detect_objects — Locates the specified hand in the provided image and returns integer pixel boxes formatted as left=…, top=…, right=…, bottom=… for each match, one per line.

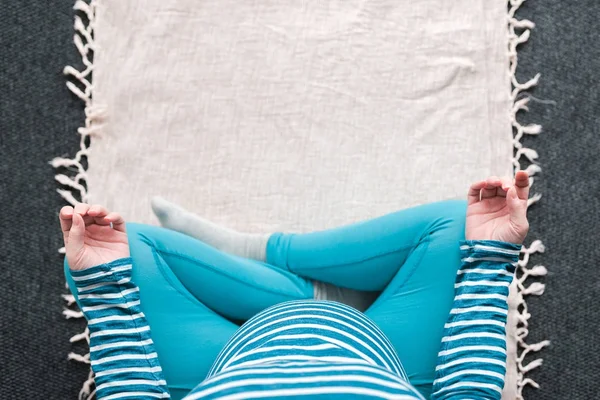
left=465, top=171, right=530, bottom=244
left=59, top=204, right=130, bottom=271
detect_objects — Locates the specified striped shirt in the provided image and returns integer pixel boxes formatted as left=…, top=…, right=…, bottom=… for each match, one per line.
left=71, top=239, right=520, bottom=399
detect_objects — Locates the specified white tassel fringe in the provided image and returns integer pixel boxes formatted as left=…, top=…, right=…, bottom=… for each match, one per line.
left=56, top=1, right=102, bottom=399
left=55, top=1, right=548, bottom=399
left=508, top=0, right=549, bottom=398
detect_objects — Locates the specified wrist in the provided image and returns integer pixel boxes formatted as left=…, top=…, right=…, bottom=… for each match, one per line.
left=67, top=251, right=131, bottom=272
left=461, top=239, right=522, bottom=249
left=459, top=239, right=521, bottom=264
left=465, top=235, right=525, bottom=245
left=465, top=228, right=527, bottom=245
left=69, top=257, right=134, bottom=288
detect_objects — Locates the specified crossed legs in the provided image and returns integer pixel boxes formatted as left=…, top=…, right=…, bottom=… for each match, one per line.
left=265, top=199, right=467, bottom=397
left=65, top=199, right=465, bottom=399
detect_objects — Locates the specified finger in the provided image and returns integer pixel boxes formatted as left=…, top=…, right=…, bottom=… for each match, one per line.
left=93, top=216, right=114, bottom=226
left=73, top=203, right=95, bottom=227
left=88, top=205, right=114, bottom=226
left=468, top=180, right=487, bottom=205
left=485, top=176, right=502, bottom=187
left=103, top=212, right=127, bottom=232
left=59, top=206, right=74, bottom=244
left=481, top=188, right=497, bottom=199
left=497, top=176, right=513, bottom=198
left=83, top=215, right=96, bottom=227
left=73, top=203, right=91, bottom=216
left=507, top=186, right=529, bottom=234
left=514, top=170, right=530, bottom=200
left=482, top=176, right=502, bottom=199
left=67, top=213, right=85, bottom=258
left=501, top=176, right=513, bottom=191
left=88, top=205, right=109, bottom=218
left=84, top=204, right=110, bottom=226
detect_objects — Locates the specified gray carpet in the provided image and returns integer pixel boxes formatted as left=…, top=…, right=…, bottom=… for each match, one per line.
left=0, top=1, right=90, bottom=398
left=0, top=0, right=598, bottom=399
left=516, top=1, right=600, bottom=398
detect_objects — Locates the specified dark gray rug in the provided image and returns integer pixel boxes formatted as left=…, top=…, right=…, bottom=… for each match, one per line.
left=516, top=1, right=600, bottom=398
left=0, top=1, right=598, bottom=399
left=0, top=1, right=90, bottom=398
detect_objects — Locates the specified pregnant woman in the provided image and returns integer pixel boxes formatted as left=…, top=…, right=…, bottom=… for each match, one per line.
left=60, top=172, right=530, bottom=400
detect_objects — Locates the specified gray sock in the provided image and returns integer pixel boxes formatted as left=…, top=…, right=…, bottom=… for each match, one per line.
left=313, top=281, right=379, bottom=312
left=151, top=196, right=270, bottom=261
left=152, top=196, right=379, bottom=310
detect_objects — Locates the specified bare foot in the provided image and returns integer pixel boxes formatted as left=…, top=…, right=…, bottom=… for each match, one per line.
left=465, top=171, right=530, bottom=244
left=59, top=204, right=130, bottom=271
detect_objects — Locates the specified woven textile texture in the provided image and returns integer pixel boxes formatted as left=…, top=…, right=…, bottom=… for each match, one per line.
left=2, top=0, right=599, bottom=399
left=59, top=0, right=524, bottom=397
left=0, top=1, right=89, bottom=398
left=65, top=0, right=523, bottom=397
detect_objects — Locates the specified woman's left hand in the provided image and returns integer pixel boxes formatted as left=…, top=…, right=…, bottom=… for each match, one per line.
left=465, top=170, right=530, bottom=244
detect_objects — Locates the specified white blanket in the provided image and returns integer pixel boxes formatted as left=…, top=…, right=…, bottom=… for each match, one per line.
left=58, top=0, right=549, bottom=398
left=89, top=0, right=514, bottom=230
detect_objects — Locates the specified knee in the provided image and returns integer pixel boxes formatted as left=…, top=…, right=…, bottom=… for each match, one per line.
left=125, top=222, right=215, bottom=267
left=126, top=222, right=162, bottom=244
left=125, top=223, right=179, bottom=269
left=425, top=199, right=467, bottom=239
left=125, top=222, right=182, bottom=255
left=440, top=199, right=467, bottom=221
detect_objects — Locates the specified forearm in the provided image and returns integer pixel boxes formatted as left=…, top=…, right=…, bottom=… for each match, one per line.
left=431, top=240, right=520, bottom=400
left=70, top=257, right=170, bottom=399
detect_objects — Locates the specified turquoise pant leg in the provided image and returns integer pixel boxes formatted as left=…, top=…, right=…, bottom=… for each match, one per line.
left=65, top=222, right=313, bottom=399
left=136, top=224, right=314, bottom=321
left=366, top=201, right=466, bottom=398
left=267, top=200, right=464, bottom=291
left=266, top=200, right=467, bottom=398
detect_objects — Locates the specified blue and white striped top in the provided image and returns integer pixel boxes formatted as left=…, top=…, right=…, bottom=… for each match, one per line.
left=70, top=240, right=519, bottom=399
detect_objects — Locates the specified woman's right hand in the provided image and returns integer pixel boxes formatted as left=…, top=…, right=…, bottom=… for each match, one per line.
left=59, top=204, right=130, bottom=271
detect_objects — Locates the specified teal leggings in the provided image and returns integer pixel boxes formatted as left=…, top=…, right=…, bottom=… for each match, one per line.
left=65, top=199, right=466, bottom=399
